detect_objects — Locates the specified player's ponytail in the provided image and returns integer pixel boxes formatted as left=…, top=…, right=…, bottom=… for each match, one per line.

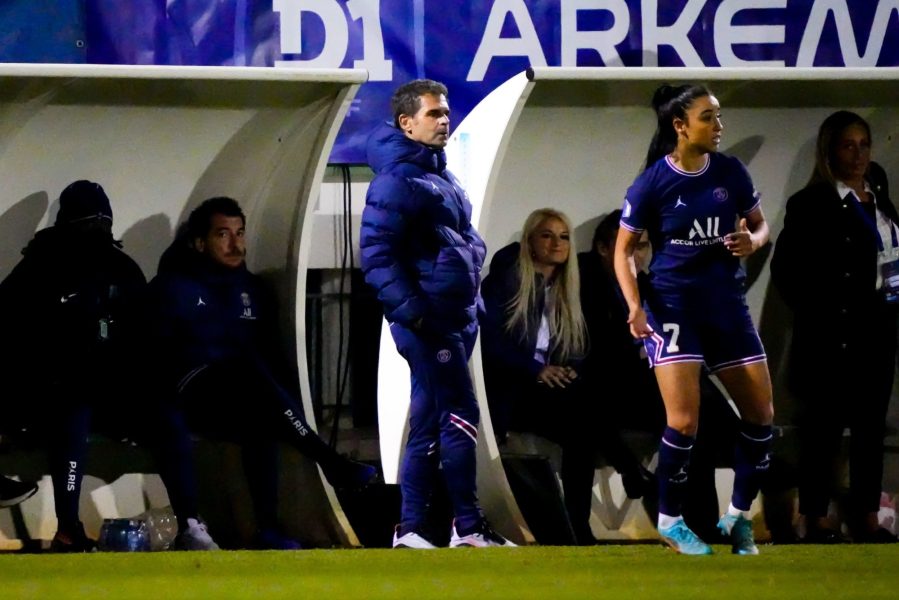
left=644, top=83, right=711, bottom=170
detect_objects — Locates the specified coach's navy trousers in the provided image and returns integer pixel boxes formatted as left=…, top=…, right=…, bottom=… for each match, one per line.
left=390, top=322, right=483, bottom=534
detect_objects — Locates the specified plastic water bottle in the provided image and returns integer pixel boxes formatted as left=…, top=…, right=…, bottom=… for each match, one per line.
left=139, top=506, right=179, bottom=551
left=98, top=519, right=151, bottom=552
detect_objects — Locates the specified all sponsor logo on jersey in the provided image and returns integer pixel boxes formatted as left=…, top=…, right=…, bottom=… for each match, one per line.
left=689, top=217, right=720, bottom=239
left=671, top=217, right=726, bottom=247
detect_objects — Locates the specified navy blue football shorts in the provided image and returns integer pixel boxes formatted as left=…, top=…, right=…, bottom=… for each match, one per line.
left=642, top=293, right=766, bottom=372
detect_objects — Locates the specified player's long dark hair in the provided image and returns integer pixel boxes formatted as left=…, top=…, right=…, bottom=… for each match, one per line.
left=644, top=83, right=712, bottom=170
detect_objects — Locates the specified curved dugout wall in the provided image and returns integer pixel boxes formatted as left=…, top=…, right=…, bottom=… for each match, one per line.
left=377, top=66, right=899, bottom=543
left=0, top=63, right=365, bottom=547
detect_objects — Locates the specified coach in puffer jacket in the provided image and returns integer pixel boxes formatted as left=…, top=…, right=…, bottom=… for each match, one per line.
left=359, top=79, right=512, bottom=549
left=360, top=126, right=485, bottom=335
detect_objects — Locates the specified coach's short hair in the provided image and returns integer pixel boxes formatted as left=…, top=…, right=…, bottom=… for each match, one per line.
left=391, top=79, right=448, bottom=128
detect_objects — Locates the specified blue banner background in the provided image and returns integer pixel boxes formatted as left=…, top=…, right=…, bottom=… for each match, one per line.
left=2, top=1, right=898, bottom=163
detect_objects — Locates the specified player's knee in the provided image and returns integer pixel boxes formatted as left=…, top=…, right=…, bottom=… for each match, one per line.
left=665, top=416, right=698, bottom=437
left=759, top=402, right=774, bottom=425
left=743, top=400, right=774, bottom=426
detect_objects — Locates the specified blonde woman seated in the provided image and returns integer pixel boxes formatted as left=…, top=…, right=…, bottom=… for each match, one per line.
left=481, top=208, right=645, bottom=545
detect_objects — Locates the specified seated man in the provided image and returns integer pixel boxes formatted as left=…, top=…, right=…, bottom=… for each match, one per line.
left=146, top=196, right=377, bottom=549
left=577, top=211, right=666, bottom=440
left=0, top=180, right=151, bottom=551
left=0, top=475, right=38, bottom=508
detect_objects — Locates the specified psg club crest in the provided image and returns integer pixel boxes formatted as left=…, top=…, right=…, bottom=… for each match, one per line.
left=437, top=349, right=452, bottom=363
left=240, top=292, right=255, bottom=319
left=713, top=187, right=728, bottom=202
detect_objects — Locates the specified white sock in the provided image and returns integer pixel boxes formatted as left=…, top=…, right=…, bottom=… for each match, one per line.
left=658, top=513, right=681, bottom=530
left=727, top=503, right=749, bottom=519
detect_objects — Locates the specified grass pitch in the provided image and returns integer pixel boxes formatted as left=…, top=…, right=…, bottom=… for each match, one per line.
left=1, top=544, right=897, bottom=599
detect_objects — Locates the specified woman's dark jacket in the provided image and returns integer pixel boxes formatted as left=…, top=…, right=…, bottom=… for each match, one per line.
left=480, top=242, right=584, bottom=435
left=482, top=243, right=550, bottom=377
left=770, top=161, right=899, bottom=398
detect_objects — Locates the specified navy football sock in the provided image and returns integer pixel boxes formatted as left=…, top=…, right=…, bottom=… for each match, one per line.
left=657, top=427, right=694, bottom=519
left=732, top=421, right=773, bottom=511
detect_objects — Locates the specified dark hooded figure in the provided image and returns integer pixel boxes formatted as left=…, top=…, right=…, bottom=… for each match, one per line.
left=0, top=180, right=146, bottom=552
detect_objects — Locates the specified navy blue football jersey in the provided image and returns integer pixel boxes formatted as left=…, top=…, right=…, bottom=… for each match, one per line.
left=620, top=153, right=760, bottom=297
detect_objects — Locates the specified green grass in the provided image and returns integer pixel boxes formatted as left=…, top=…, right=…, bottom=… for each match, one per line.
left=1, top=545, right=897, bottom=599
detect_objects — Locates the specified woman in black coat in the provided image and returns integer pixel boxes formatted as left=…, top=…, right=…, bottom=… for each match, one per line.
left=771, top=111, right=899, bottom=543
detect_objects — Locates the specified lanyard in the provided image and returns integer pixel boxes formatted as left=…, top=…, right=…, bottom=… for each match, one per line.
left=844, top=192, right=898, bottom=252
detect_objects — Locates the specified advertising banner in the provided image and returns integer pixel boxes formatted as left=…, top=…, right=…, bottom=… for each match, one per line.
left=5, top=1, right=899, bottom=162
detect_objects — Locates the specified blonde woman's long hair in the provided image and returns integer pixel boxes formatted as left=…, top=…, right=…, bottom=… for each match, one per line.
left=505, top=208, right=587, bottom=363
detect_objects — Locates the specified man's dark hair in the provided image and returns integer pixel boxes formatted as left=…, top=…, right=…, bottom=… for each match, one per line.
left=391, top=79, right=448, bottom=128
left=592, top=209, right=623, bottom=251
left=187, top=196, right=246, bottom=240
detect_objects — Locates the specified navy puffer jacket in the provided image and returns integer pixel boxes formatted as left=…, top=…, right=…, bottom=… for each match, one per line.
left=360, top=122, right=486, bottom=333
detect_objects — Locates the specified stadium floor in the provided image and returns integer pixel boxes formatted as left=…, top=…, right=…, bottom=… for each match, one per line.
left=1, top=544, right=897, bottom=599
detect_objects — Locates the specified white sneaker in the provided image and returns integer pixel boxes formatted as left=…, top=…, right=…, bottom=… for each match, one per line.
left=392, top=525, right=437, bottom=549
left=175, top=518, right=220, bottom=551
left=450, top=519, right=517, bottom=548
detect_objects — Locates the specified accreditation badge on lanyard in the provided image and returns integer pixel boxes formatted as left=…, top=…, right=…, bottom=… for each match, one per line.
left=852, top=192, right=899, bottom=303
left=884, top=260, right=899, bottom=304
left=876, top=215, right=899, bottom=304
